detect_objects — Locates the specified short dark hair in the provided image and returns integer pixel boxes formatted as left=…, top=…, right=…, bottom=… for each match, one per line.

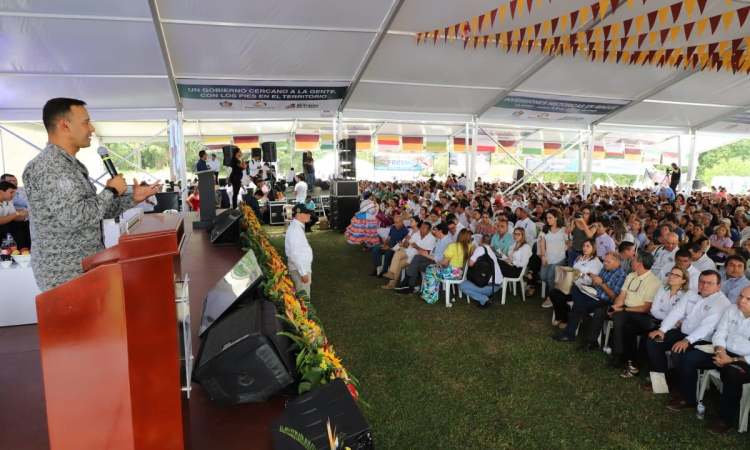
left=0, top=174, right=14, bottom=181
left=618, top=241, right=635, bottom=253
left=699, top=270, right=721, bottom=285
left=436, top=222, right=449, bottom=234
left=253, top=189, right=263, bottom=197
left=0, top=181, right=16, bottom=192
left=637, top=251, right=655, bottom=270
left=686, top=242, right=702, bottom=254
left=198, top=150, right=206, bottom=158
left=725, top=254, right=747, bottom=267
left=675, top=249, right=692, bottom=260
left=43, top=98, right=86, bottom=131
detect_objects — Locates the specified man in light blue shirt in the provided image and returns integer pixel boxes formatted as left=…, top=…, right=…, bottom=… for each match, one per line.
left=491, top=220, right=514, bottom=256
left=655, top=185, right=675, bottom=201
left=721, top=255, right=750, bottom=304
left=0, top=174, right=28, bottom=210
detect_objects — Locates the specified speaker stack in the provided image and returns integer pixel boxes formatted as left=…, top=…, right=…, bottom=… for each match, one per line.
left=222, top=144, right=239, bottom=167
left=251, top=147, right=262, bottom=159
left=262, top=142, right=277, bottom=162
left=338, top=138, right=356, bottom=180
left=330, top=179, right=360, bottom=232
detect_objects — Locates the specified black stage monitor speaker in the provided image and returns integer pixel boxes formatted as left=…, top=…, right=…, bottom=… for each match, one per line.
left=338, top=138, right=356, bottom=151
left=193, top=300, right=296, bottom=406
left=330, top=196, right=360, bottom=232
left=153, top=192, right=180, bottom=213
left=331, top=180, right=359, bottom=197
left=251, top=147, right=262, bottom=159
left=268, top=201, right=286, bottom=226
left=262, top=142, right=277, bottom=162
left=693, top=179, right=703, bottom=190
left=272, top=378, right=374, bottom=450
left=222, top=145, right=238, bottom=167
left=210, top=209, right=242, bottom=246
left=198, top=250, right=264, bottom=337
left=514, top=168, right=525, bottom=182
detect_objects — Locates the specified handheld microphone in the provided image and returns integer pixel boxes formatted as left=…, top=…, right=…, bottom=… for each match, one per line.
left=97, top=146, right=118, bottom=178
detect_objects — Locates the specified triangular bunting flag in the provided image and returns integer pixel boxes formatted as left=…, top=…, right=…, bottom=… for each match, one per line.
left=519, top=27, right=527, bottom=42
left=670, top=3, right=683, bottom=23
left=638, top=33, right=648, bottom=48
left=478, top=15, right=485, bottom=34
left=738, top=6, right=750, bottom=28
left=685, top=0, right=696, bottom=18
left=599, top=0, right=609, bottom=20
left=697, top=0, right=707, bottom=15
left=586, top=29, right=594, bottom=43
left=623, top=18, right=633, bottom=37
left=490, top=8, right=498, bottom=27
left=499, top=5, right=507, bottom=25
left=709, top=15, right=722, bottom=35
left=591, top=2, right=601, bottom=20
left=471, top=16, right=479, bottom=36
left=551, top=17, right=559, bottom=35
left=580, top=8, right=589, bottom=26
left=483, top=35, right=490, bottom=48
left=669, top=26, right=679, bottom=43
left=697, top=18, right=708, bottom=37
left=722, top=11, right=735, bottom=31
left=603, top=25, right=612, bottom=40
left=444, top=27, right=450, bottom=43
left=495, top=33, right=501, bottom=47
left=570, top=10, right=580, bottom=29
left=647, top=11, right=658, bottom=30
left=684, top=22, right=695, bottom=41
left=560, top=14, right=569, bottom=32
left=635, top=15, right=645, bottom=33
left=534, top=23, right=541, bottom=38
left=660, top=29, right=669, bottom=45
left=617, top=51, right=624, bottom=63
left=732, top=38, right=743, bottom=52
left=649, top=31, right=658, bottom=47
left=658, top=7, right=669, bottom=28
left=611, top=0, right=620, bottom=12
left=510, top=0, right=517, bottom=20
left=526, top=0, right=534, bottom=13
left=627, top=0, right=635, bottom=9
left=686, top=45, right=696, bottom=60
left=708, top=42, right=719, bottom=55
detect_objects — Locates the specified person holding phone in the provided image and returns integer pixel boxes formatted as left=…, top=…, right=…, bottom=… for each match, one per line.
left=549, top=238, right=603, bottom=329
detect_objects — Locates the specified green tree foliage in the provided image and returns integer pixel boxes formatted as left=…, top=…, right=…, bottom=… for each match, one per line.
left=696, top=140, right=750, bottom=185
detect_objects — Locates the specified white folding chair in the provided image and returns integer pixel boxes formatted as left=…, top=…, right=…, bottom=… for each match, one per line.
left=501, top=265, right=528, bottom=305
left=441, top=263, right=469, bottom=308
left=696, top=369, right=750, bottom=432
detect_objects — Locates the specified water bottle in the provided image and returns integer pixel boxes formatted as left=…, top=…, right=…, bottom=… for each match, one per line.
left=696, top=401, right=705, bottom=420
left=603, top=346, right=612, bottom=356
left=5, top=233, right=17, bottom=254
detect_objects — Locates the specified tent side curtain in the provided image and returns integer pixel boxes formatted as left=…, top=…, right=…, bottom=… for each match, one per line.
left=377, top=135, right=400, bottom=152
left=295, top=134, right=320, bottom=151
left=234, top=135, right=259, bottom=150
left=203, top=136, right=231, bottom=150
left=402, top=136, right=424, bottom=151
left=425, top=137, right=448, bottom=152
left=347, top=135, right=372, bottom=151
left=453, top=138, right=495, bottom=153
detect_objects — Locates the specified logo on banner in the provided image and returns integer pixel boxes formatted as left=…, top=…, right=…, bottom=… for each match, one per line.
left=219, top=101, right=234, bottom=108
left=285, top=103, right=320, bottom=109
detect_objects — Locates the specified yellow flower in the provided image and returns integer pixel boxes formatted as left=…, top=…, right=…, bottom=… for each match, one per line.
left=319, top=361, right=328, bottom=370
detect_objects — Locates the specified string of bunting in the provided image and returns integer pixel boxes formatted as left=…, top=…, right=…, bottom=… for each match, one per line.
left=444, top=5, right=749, bottom=53
left=416, top=0, right=738, bottom=46
left=464, top=36, right=750, bottom=74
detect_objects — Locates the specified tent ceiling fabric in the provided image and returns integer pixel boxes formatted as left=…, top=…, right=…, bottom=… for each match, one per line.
left=0, top=0, right=748, bottom=140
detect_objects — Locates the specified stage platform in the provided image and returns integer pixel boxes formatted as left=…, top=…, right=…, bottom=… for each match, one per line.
left=0, top=212, right=286, bottom=450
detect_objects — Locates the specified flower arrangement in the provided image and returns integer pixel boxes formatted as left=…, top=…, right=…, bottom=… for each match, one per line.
left=239, top=205, right=359, bottom=400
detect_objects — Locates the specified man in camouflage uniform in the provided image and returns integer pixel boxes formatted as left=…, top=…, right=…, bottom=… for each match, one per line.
left=23, top=98, right=161, bottom=291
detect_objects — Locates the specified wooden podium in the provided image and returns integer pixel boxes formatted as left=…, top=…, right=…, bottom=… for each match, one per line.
left=36, top=213, right=192, bottom=450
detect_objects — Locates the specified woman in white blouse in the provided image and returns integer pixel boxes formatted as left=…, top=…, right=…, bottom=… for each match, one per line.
left=616, top=266, right=689, bottom=379
left=537, top=209, right=568, bottom=306
left=498, top=227, right=532, bottom=279
left=549, top=239, right=603, bottom=328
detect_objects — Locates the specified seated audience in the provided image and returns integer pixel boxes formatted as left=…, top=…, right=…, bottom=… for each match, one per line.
left=720, top=255, right=750, bottom=304
left=371, top=215, right=408, bottom=277
left=396, top=222, right=453, bottom=294
left=497, top=228, right=531, bottom=279
left=708, top=225, right=733, bottom=263
left=381, top=220, right=435, bottom=290
left=658, top=249, right=700, bottom=291
left=0, top=180, right=31, bottom=249
left=549, top=238, right=603, bottom=328
left=420, top=229, right=472, bottom=304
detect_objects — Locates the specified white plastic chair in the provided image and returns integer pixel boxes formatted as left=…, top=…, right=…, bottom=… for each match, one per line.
left=697, top=368, right=750, bottom=432
left=501, top=265, right=528, bottom=305
left=441, top=263, right=469, bottom=308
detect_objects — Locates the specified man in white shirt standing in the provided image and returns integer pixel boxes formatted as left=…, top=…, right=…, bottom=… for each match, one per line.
left=208, top=154, right=220, bottom=184
left=645, top=270, right=730, bottom=410
left=285, top=204, right=314, bottom=297
left=247, top=151, right=263, bottom=179
left=294, top=174, right=308, bottom=204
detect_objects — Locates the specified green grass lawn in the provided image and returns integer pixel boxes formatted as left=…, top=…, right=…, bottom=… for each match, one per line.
left=268, top=230, right=749, bottom=450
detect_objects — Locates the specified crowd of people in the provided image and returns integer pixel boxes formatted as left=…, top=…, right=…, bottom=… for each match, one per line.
left=344, top=175, right=750, bottom=434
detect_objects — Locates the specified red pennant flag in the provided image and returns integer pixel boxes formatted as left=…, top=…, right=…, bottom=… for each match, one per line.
left=519, top=27, right=527, bottom=42
left=495, top=33, right=501, bottom=47
left=683, top=22, right=695, bottom=41
left=686, top=46, right=696, bottom=60
left=551, top=17, right=559, bottom=35
left=478, top=15, right=485, bottom=34
left=675, top=55, right=684, bottom=69
left=709, top=15, right=721, bottom=35
left=665, top=48, right=674, bottom=60
left=631, top=52, right=640, bottom=65
left=638, top=33, right=648, bottom=49
left=454, top=24, right=460, bottom=39
left=572, top=44, right=579, bottom=56
left=483, top=35, right=490, bottom=49
left=527, top=40, right=534, bottom=53
left=712, top=54, right=720, bottom=70
left=603, top=51, right=610, bottom=62
left=647, top=11, right=658, bottom=30
left=570, top=10, right=580, bottom=29
left=416, top=33, right=422, bottom=45
left=620, top=38, right=628, bottom=51
left=586, top=29, right=595, bottom=43
left=588, top=42, right=596, bottom=53
left=506, top=31, right=513, bottom=48
left=645, top=50, right=656, bottom=66
left=526, top=0, right=534, bottom=13
left=616, top=51, right=624, bottom=63
left=516, top=40, right=523, bottom=53
left=534, top=23, right=541, bottom=38
left=732, top=38, right=743, bottom=52
left=604, top=39, right=612, bottom=51
left=611, top=0, right=620, bottom=11
left=464, top=37, right=469, bottom=50
left=708, top=42, right=719, bottom=55
left=491, top=9, right=498, bottom=28
left=553, top=36, right=561, bottom=51
left=444, top=27, right=449, bottom=43
left=660, top=29, right=669, bottom=45
left=670, top=3, right=683, bottom=23
left=510, top=0, right=517, bottom=20
left=473, top=36, right=479, bottom=49
left=591, top=2, right=601, bottom=20
left=433, top=30, right=439, bottom=44
left=738, top=6, right=750, bottom=28
left=697, top=0, right=707, bottom=15
left=603, top=25, right=612, bottom=40
left=623, top=18, right=633, bottom=37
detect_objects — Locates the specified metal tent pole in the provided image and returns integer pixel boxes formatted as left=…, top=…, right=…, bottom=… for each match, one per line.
left=585, top=125, right=595, bottom=198
left=470, top=117, right=478, bottom=190
left=686, top=129, right=698, bottom=194
left=177, top=112, right=189, bottom=213
left=578, top=130, right=583, bottom=192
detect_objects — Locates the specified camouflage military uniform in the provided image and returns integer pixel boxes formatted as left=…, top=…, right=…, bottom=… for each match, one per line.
left=23, top=143, right=136, bottom=291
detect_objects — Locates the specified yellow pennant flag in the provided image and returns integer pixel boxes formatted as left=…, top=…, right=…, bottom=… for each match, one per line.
left=622, top=51, right=631, bottom=63
left=634, top=15, right=645, bottom=34
left=579, top=8, right=589, bottom=26
left=658, top=7, right=669, bottom=28
left=593, top=28, right=602, bottom=42
left=649, top=31, right=658, bottom=48
left=560, top=14, right=569, bottom=32
left=718, top=40, right=729, bottom=54
left=669, top=26, right=679, bottom=43
left=526, top=25, right=534, bottom=40
left=637, top=52, right=648, bottom=65
left=611, top=23, right=620, bottom=40
left=627, top=0, right=635, bottom=10
left=537, top=0, right=542, bottom=8
left=578, top=31, right=586, bottom=45
left=516, top=0, right=524, bottom=18
left=652, top=49, right=665, bottom=66
left=626, top=36, right=637, bottom=50
left=610, top=49, right=617, bottom=62
left=722, top=11, right=735, bottom=31
left=484, top=12, right=492, bottom=30
left=471, top=17, right=479, bottom=36
left=685, top=0, right=696, bottom=18
left=542, top=20, right=551, bottom=37
left=726, top=0, right=732, bottom=6
left=599, top=0, right=608, bottom=20
left=612, top=38, right=621, bottom=51
left=512, top=29, right=520, bottom=42
left=499, top=5, right=507, bottom=25
left=696, top=18, right=708, bottom=37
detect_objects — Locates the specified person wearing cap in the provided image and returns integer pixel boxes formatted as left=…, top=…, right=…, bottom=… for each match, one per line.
left=285, top=203, right=314, bottom=297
